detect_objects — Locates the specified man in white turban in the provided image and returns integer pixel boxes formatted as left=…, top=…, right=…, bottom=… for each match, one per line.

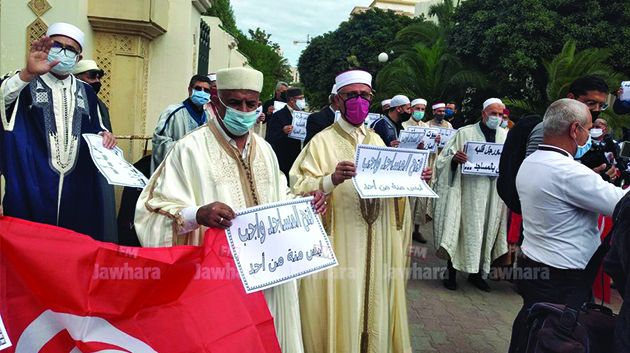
left=433, top=98, right=509, bottom=292
left=290, top=69, right=432, bottom=353
left=0, top=23, right=117, bottom=241
left=135, top=67, right=326, bottom=353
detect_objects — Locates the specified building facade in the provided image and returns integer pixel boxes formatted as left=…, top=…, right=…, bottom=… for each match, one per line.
left=352, top=0, right=422, bottom=17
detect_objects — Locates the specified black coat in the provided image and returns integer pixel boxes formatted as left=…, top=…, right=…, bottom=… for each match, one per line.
left=497, top=115, right=543, bottom=215
left=265, top=106, right=302, bottom=179
left=304, top=106, right=335, bottom=145
left=604, top=192, right=630, bottom=353
left=372, top=116, right=401, bottom=147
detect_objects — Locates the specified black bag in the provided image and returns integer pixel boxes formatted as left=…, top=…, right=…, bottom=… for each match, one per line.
left=521, top=210, right=622, bottom=353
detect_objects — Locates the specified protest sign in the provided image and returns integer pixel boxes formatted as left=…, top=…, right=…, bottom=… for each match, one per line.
left=225, top=198, right=337, bottom=293
left=462, top=142, right=504, bottom=176
left=353, top=145, right=438, bottom=199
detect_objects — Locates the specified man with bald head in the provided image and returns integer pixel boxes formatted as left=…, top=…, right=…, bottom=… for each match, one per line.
left=508, top=99, right=627, bottom=352
left=136, top=67, right=327, bottom=353
left=433, top=98, right=509, bottom=292
left=0, top=23, right=116, bottom=241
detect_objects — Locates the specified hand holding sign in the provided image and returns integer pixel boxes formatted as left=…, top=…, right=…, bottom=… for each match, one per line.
left=332, top=161, right=357, bottom=185
left=454, top=151, right=468, bottom=164
left=196, top=202, right=237, bottom=229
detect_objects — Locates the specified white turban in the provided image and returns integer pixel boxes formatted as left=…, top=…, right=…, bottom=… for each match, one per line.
left=46, top=22, right=85, bottom=51
left=411, top=98, right=427, bottom=107
left=335, top=70, right=372, bottom=90
left=432, top=103, right=446, bottom=110
left=483, top=98, right=504, bottom=110
left=381, top=99, right=392, bottom=107
left=331, top=84, right=338, bottom=95
left=216, top=67, right=264, bottom=93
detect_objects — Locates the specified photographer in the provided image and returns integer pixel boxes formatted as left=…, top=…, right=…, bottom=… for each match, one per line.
left=580, top=118, right=628, bottom=185
left=508, top=99, right=628, bottom=352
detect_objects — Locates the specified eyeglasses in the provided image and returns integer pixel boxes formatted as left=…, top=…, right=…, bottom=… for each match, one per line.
left=50, top=41, right=80, bottom=58
left=583, top=100, right=609, bottom=111
left=193, top=86, right=211, bottom=94
left=86, top=70, right=104, bottom=80
left=338, top=91, right=374, bottom=101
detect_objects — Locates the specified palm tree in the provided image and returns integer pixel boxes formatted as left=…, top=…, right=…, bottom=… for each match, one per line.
left=374, top=39, right=487, bottom=111
left=505, top=40, right=628, bottom=133
left=427, top=0, right=461, bottom=31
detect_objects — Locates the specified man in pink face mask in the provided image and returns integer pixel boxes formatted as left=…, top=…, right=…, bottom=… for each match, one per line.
left=289, top=70, right=432, bottom=353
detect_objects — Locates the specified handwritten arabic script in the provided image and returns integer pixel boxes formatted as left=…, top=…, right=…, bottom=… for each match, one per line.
left=406, top=127, right=440, bottom=152
left=462, top=142, right=504, bottom=176
left=288, top=111, right=311, bottom=141
left=353, top=144, right=438, bottom=199
left=226, top=197, right=337, bottom=293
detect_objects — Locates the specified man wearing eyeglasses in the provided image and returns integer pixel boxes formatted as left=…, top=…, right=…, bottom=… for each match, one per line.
left=151, top=74, right=212, bottom=173
left=0, top=22, right=117, bottom=241
left=290, top=70, right=433, bottom=353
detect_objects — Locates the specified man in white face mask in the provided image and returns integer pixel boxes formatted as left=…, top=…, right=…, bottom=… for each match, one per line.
left=433, top=98, right=509, bottom=292
left=135, top=67, right=326, bottom=353
left=0, top=22, right=117, bottom=241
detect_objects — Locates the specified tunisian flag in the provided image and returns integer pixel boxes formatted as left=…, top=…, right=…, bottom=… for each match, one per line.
left=0, top=217, right=281, bottom=353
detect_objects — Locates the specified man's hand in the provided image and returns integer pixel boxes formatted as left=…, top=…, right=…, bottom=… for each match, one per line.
left=617, top=88, right=623, bottom=98
left=20, top=36, right=59, bottom=82
left=256, top=113, right=265, bottom=124
left=390, top=140, right=400, bottom=148
left=421, top=168, right=432, bottom=182
left=267, top=106, right=275, bottom=115
left=453, top=151, right=468, bottom=164
left=101, top=131, right=117, bottom=149
left=593, top=163, right=607, bottom=173
left=196, top=202, right=236, bottom=229
left=283, top=125, right=294, bottom=134
left=332, top=161, right=356, bottom=185
left=435, top=135, right=442, bottom=144
left=606, top=165, right=619, bottom=182
left=416, top=142, right=426, bottom=150
left=306, top=190, right=327, bottom=215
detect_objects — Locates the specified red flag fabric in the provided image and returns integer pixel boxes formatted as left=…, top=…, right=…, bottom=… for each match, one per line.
left=0, top=217, right=281, bottom=353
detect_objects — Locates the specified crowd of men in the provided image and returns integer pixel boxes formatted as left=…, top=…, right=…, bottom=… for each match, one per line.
left=2, top=22, right=630, bottom=353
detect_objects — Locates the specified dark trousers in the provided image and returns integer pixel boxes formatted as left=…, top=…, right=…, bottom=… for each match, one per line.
left=508, top=256, right=587, bottom=353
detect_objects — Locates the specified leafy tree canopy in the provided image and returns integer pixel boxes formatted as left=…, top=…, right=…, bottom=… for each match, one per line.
left=298, top=8, right=423, bottom=108
left=451, top=0, right=630, bottom=100
left=205, top=0, right=291, bottom=99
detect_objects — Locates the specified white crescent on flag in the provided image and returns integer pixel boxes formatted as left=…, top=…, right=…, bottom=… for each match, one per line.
left=16, top=310, right=157, bottom=353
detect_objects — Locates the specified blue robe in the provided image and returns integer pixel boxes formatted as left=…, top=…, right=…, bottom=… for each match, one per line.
left=1, top=74, right=108, bottom=240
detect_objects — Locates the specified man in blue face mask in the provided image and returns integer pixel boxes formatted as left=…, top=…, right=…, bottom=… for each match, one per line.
left=151, top=74, right=212, bottom=172
left=508, top=99, right=628, bottom=352
left=0, top=22, right=117, bottom=242
left=135, top=67, right=326, bottom=353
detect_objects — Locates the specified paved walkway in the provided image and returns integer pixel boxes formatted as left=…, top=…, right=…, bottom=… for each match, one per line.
left=406, top=223, right=622, bottom=353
